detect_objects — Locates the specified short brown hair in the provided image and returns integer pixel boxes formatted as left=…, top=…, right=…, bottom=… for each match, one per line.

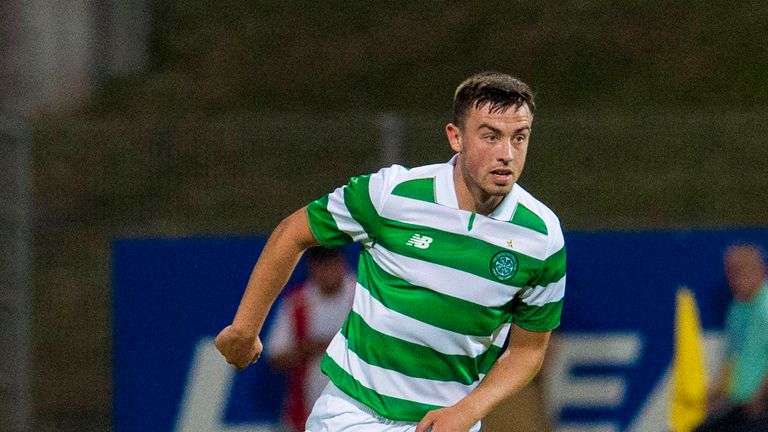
left=452, top=71, right=535, bottom=126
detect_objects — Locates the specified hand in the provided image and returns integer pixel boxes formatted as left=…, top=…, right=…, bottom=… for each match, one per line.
left=214, top=325, right=262, bottom=370
left=415, top=406, right=477, bottom=432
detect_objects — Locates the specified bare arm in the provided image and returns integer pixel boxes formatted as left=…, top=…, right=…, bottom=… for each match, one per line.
left=707, top=362, right=732, bottom=412
left=215, top=207, right=319, bottom=370
left=416, top=324, right=551, bottom=432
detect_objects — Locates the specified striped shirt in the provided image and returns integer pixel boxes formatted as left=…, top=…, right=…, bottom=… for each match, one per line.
left=305, top=157, right=566, bottom=422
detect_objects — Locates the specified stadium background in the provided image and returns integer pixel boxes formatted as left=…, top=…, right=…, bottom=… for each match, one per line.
left=2, top=1, right=768, bottom=431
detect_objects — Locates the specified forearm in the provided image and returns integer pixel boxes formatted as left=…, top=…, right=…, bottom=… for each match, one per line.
left=231, top=208, right=318, bottom=336
left=455, top=338, right=548, bottom=423
left=706, top=364, right=731, bottom=411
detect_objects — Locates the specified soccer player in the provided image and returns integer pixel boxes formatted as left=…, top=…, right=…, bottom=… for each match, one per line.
left=215, top=71, right=566, bottom=432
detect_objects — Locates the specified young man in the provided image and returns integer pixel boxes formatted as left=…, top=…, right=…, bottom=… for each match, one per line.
left=697, top=244, right=768, bottom=431
left=265, top=247, right=355, bottom=432
left=216, top=71, right=566, bottom=432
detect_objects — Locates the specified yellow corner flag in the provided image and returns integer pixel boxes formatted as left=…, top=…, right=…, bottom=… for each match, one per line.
left=669, top=287, right=708, bottom=432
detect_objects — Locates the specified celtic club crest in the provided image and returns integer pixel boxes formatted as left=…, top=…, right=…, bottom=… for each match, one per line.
left=490, top=251, right=519, bottom=281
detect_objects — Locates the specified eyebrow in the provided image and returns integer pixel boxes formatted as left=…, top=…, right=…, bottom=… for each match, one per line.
left=477, top=123, right=531, bottom=134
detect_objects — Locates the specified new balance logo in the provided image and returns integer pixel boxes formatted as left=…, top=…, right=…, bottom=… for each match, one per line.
left=406, top=234, right=433, bottom=249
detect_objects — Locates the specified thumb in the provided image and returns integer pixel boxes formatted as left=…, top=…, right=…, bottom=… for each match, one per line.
left=415, top=411, right=436, bottom=432
left=214, top=326, right=229, bottom=350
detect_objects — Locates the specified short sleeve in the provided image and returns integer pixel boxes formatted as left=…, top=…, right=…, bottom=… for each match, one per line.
left=512, top=221, right=566, bottom=332
left=306, top=166, right=402, bottom=248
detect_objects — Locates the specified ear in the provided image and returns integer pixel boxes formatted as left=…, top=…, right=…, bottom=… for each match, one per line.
left=446, top=123, right=462, bottom=153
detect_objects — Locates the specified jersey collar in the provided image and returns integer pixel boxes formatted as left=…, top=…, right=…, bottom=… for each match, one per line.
left=435, top=155, right=520, bottom=221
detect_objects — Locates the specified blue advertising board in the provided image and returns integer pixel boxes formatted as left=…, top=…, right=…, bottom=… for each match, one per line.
left=547, top=229, right=764, bottom=432
left=112, top=228, right=768, bottom=432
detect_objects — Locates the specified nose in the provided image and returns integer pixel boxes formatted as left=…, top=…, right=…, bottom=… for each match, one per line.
left=498, top=139, right=514, bottom=162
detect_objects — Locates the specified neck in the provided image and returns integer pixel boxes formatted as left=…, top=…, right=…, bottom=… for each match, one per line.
left=453, top=164, right=504, bottom=215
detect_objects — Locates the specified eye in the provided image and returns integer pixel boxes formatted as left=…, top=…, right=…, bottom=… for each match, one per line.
left=483, top=134, right=498, bottom=142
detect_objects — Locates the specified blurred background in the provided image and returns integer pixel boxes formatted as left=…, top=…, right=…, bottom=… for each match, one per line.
left=1, top=1, right=768, bottom=431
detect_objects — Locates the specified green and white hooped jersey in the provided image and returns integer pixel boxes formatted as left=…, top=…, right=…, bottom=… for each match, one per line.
left=305, top=157, right=566, bottom=422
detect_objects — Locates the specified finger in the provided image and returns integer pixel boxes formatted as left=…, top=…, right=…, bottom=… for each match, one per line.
left=233, top=350, right=260, bottom=370
left=415, top=412, right=435, bottom=432
left=214, top=334, right=225, bottom=352
left=415, top=422, right=433, bottom=432
left=233, top=358, right=250, bottom=371
left=222, top=352, right=247, bottom=370
left=214, top=327, right=232, bottom=354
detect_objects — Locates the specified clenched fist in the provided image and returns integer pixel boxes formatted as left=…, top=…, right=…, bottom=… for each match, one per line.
left=214, top=325, right=263, bottom=370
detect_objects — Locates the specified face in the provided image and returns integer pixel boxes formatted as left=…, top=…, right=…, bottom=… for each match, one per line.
left=724, top=247, right=766, bottom=301
left=308, top=256, right=347, bottom=296
left=446, top=103, right=533, bottom=208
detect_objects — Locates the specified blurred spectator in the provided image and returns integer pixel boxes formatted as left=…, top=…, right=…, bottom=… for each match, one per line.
left=696, top=244, right=768, bottom=431
left=265, top=247, right=355, bottom=432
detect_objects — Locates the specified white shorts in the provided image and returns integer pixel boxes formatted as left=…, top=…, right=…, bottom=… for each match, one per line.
left=305, top=382, right=481, bottom=432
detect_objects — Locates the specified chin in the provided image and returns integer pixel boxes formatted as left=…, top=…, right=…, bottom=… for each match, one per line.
left=485, top=185, right=512, bottom=196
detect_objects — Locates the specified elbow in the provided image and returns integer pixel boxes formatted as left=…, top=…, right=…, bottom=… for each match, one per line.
left=271, top=207, right=318, bottom=251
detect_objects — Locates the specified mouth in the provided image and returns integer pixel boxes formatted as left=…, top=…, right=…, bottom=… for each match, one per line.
left=490, top=168, right=513, bottom=184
